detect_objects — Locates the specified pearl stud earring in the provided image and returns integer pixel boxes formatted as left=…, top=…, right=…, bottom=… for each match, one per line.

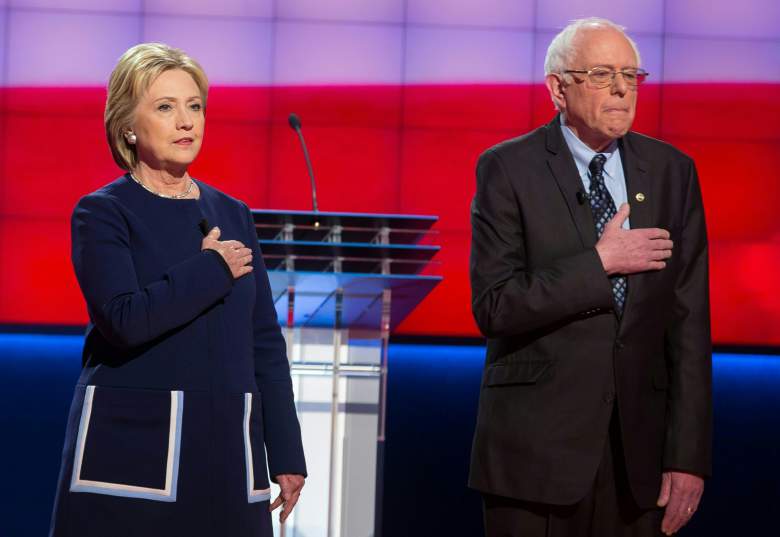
left=126, top=132, right=137, bottom=144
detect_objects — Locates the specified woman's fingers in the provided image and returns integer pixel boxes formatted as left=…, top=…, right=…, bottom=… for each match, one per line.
left=280, top=491, right=301, bottom=523
left=234, top=265, right=253, bottom=278
left=200, top=233, right=254, bottom=279
left=269, top=494, right=284, bottom=512
left=220, top=239, right=246, bottom=251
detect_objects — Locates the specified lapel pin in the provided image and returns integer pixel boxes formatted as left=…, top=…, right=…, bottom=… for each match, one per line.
left=635, top=192, right=646, bottom=202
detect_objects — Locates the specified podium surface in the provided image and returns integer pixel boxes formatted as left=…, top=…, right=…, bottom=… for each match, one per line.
left=252, top=209, right=441, bottom=537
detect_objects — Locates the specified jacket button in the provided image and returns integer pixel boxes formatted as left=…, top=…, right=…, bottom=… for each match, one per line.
left=615, top=340, right=625, bottom=350
left=603, top=391, right=615, bottom=403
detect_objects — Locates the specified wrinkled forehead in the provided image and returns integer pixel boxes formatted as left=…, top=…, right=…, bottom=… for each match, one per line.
left=570, top=28, right=639, bottom=69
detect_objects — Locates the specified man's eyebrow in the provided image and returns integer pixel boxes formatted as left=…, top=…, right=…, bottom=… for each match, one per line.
left=592, top=64, right=639, bottom=68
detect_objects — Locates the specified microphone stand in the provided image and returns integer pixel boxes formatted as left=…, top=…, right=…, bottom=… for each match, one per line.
left=288, top=113, right=320, bottom=228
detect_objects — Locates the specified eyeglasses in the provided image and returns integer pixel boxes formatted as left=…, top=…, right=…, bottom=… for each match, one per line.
left=563, top=67, right=649, bottom=88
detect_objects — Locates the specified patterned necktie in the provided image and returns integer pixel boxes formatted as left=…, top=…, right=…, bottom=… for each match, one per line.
left=588, top=154, right=627, bottom=315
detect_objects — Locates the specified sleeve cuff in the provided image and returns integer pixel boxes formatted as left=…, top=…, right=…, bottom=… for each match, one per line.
left=202, top=248, right=234, bottom=283
left=270, top=468, right=309, bottom=483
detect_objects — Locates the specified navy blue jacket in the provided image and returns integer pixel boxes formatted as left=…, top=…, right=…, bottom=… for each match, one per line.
left=50, top=174, right=306, bottom=537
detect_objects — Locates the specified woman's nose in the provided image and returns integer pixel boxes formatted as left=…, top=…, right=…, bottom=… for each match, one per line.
left=176, top=106, right=194, bottom=130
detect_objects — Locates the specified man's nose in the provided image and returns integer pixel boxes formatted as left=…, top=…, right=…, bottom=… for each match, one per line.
left=611, top=73, right=629, bottom=96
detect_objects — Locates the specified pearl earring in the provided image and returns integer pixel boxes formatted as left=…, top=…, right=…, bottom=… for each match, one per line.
left=126, top=133, right=137, bottom=144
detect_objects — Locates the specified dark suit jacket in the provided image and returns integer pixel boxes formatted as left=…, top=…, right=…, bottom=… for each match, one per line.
left=468, top=115, right=712, bottom=509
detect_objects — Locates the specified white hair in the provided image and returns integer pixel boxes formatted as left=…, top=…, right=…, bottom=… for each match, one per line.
left=544, top=17, right=642, bottom=76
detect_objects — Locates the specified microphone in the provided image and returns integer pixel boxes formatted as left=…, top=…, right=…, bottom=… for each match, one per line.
left=198, top=218, right=211, bottom=236
left=288, top=113, right=320, bottom=226
left=576, top=191, right=589, bottom=205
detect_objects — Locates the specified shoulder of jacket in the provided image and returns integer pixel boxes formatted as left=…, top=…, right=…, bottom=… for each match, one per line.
left=75, top=176, right=128, bottom=210
left=479, top=124, right=548, bottom=165
left=625, top=131, right=694, bottom=165
left=196, top=179, right=249, bottom=212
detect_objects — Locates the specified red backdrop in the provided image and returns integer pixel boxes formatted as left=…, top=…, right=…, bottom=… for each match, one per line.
left=1, top=83, right=778, bottom=344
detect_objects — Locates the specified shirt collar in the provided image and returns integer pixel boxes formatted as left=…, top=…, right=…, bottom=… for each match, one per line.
left=560, top=115, right=620, bottom=180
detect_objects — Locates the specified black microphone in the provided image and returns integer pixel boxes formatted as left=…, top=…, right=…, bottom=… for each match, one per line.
left=288, top=113, right=301, bottom=130
left=576, top=191, right=589, bottom=205
left=198, top=218, right=210, bottom=236
left=288, top=113, right=320, bottom=225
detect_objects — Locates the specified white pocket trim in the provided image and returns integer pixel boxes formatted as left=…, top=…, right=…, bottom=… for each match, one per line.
left=69, top=385, right=183, bottom=502
left=243, top=392, right=271, bottom=502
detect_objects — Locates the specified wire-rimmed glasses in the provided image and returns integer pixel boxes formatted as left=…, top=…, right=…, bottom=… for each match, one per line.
left=563, top=67, right=649, bottom=88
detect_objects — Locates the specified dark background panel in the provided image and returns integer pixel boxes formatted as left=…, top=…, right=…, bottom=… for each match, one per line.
left=1, top=334, right=777, bottom=537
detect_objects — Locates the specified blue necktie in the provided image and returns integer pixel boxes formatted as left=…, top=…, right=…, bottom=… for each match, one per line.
left=588, top=154, right=627, bottom=316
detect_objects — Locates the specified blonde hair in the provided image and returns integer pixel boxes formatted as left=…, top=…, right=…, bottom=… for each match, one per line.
left=105, top=43, right=209, bottom=171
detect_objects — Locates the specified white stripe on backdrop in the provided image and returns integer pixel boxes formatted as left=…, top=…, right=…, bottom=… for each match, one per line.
left=2, top=0, right=779, bottom=87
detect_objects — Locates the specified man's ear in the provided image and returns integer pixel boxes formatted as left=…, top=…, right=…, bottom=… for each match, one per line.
left=545, top=73, right=566, bottom=111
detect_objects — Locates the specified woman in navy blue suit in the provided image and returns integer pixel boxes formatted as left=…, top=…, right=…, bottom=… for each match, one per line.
left=49, top=43, right=306, bottom=537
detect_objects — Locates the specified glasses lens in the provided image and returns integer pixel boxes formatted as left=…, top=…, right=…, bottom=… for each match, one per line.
left=589, top=68, right=613, bottom=87
left=620, top=69, right=648, bottom=86
left=622, top=71, right=638, bottom=85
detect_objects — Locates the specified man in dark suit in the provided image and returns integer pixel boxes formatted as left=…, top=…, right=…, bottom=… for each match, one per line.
left=468, top=17, right=712, bottom=537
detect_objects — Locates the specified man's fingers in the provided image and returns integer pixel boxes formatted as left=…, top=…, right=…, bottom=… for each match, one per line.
left=661, top=511, right=674, bottom=535
left=651, top=249, right=673, bottom=261
left=207, top=226, right=220, bottom=239
left=662, top=489, right=686, bottom=534
left=662, top=480, right=701, bottom=535
left=657, top=473, right=671, bottom=507
left=662, top=509, right=683, bottom=535
left=651, top=239, right=674, bottom=251
left=606, top=202, right=631, bottom=230
left=639, top=227, right=670, bottom=240
left=665, top=499, right=691, bottom=535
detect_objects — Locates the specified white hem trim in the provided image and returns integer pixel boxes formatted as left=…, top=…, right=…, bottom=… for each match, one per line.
left=69, top=385, right=183, bottom=502
left=243, top=392, right=272, bottom=503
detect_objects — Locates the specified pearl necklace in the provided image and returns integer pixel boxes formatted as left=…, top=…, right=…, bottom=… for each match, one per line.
left=130, top=172, right=194, bottom=199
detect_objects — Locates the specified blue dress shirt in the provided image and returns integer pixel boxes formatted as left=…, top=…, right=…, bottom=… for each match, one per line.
left=560, top=115, right=630, bottom=229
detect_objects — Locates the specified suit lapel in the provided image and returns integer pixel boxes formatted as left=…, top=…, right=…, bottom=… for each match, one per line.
left=619, top=134, right=652, bottom=327
left=619, top=135, right=652, bottom=232
left=545, top=116, right=599, bottom=249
